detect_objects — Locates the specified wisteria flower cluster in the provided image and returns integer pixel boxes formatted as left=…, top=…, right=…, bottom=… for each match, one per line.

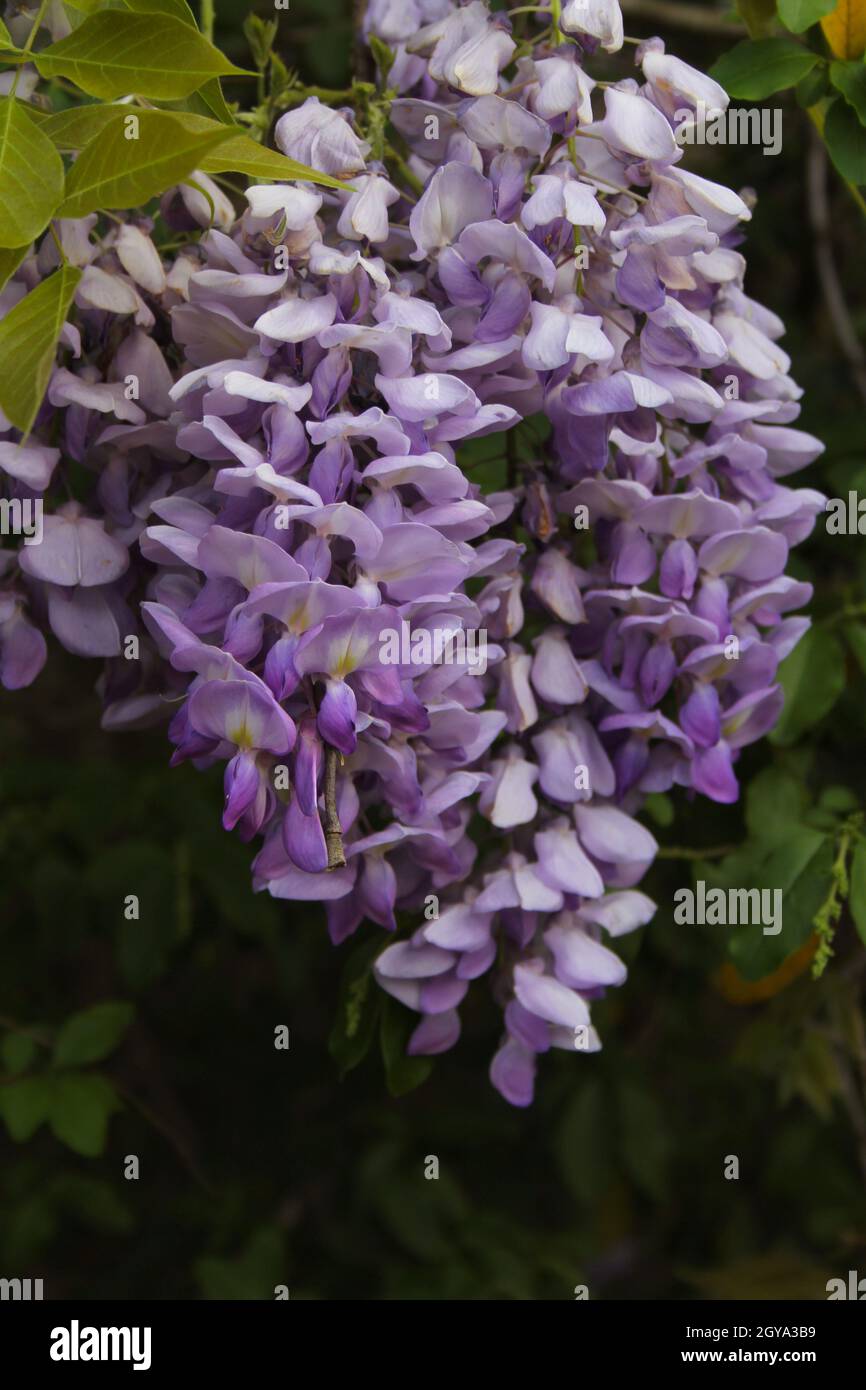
left=0, top=0, right=825, bottom=1105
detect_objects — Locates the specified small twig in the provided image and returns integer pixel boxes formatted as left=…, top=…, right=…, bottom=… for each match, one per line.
left=0, top=1012, right=213, bottom=1189
left=324, top=744, right=346, bottom=870
left=806, top=126, right=866, bottom=408
left=656, top=844, right=737, bottom=861
left=10, top=0, right=49, bottom=98
left=112, top=1079, right=215, bottom=1194
left=620, top=0, right=744, bottom=34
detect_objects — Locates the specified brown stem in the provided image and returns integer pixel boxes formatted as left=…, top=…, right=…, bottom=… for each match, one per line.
left=656, top=844, right=737, bottom=861
left=112, top=1079, right=215, bottom=1195
left=324, top=744, right=346, bottom=870
left=620, top=0, right=744, bottom=33
left=807, top=127, right=866, bottom=408
left=0, top=1012, right=213, bottom=1189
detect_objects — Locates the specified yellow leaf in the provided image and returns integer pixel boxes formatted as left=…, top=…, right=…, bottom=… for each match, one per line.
left=821, top=0, right=866, bottom=59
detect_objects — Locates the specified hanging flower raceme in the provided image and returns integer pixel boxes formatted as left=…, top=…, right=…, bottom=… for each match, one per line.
left=359, top=0, right=823, bottom=1102
left=0, top=0, right=824, bottom=1107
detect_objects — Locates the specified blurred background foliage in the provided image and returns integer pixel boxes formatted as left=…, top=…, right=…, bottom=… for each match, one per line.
left=2, top=0, right=866, bottom=1300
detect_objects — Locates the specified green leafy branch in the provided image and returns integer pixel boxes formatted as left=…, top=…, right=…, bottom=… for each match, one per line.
left=0, top=0, right=342, bottom=435
left=0, top=1002, right=132, bottom=1156
left=713, top=2, right=866, bottom=202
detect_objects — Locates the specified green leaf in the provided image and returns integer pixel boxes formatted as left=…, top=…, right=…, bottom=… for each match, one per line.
left=830, top=59, right=866, bottom=121
left=122, top=0, right=239, bottom=130
left=196, top=129, right=347, bottom=189
left=845, top=622, right=866, bottom=675
left=35, top=13, right=251, bottom=101
left=48, top=1073, right=120, bottom=1156
left=122, top=0, right=198, bottom=23
left=67, top=0, right=197, bottom=16
left=736, top=0, right=779, bottom=38
left=770, top=627, right=846, bottom=745
left=796, top=62, right=831, bottom=105
left=779, top=0, right=837, bottom=33
left=823, top=95, right=866, bottom=181
left=0, top=17, right=20, bottom=50
left=58, top=109, right=235, bottom=217
left=0, top=1076, right=53, bottom=1141
left=52, top=1002, right=134, bottom=1068
left=380, top=996, right=433, bottom=1098
left=817, top=784, right=859, bottom=814
left=0, top=98, right=65, bottom=249
left=170, top=77, right=237, bottom=126
left=195, top=1227, right=285, bottom=1301
left=725, top=829, right=832, bottom=978
left=1, top=1031, right=38, bottom=1076
left=710, top=37, right=821, bottom=99
left=850, top=839, right=866, bottom=947
left=0, top=242, right=28, bottom=292
left=745, top=766, right=810, bottom=846
left=329, top=937, right=382, bottom=1078
left=42, top=103, right=129, bottom=150
left=0, top=265, right=82, bottom=435
left=130, top=109, right=347, bottom=187
left=845, top=834, right=866, bottom=945
left=139, top=109, right=348, bottom=187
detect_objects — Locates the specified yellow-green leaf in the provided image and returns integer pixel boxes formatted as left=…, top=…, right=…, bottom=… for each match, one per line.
left=57, top=109, right=236, bottom=218
left=123, top=0, right=198, bottom=23
left=199, top=130, right=348, bottom=190
left=0, top=265, right=82, bottom=435
left=0, top=17, right=20, bottom=50
left=821, top=0, right=866, bottom=57
left=0, top=243, right=28, bottom=292
left=850, top=840, right=866, bottom=946
left=42, top=103, right=128, bottom=151
left=183, top=78, right=236, bottom=126
left=779, top=0, right=836, bottom=32
left=736, top=0, right=778, bottom=37
left=63, top=0, right=199, bottom=29
left=119, top=109, right=347, bottom=189
left=35, top=13, right=252, bottom=101
left=0, top=98, right=65, bottom=249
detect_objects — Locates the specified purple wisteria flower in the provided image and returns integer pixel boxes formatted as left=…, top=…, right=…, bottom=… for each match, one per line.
left=0, top=0, right=824, bottom=1106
